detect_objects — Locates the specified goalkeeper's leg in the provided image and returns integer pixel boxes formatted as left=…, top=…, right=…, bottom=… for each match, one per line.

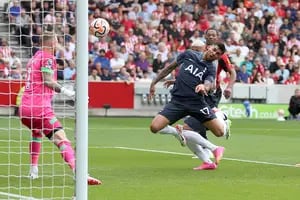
left=51, top=129, right=76, bottom=170
left=50, top=129, right=102, bottom=185
left=29, top=130, right=42, bottom=179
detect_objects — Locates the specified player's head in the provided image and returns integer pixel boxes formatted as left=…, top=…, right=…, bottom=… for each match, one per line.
left=190, top=39, right=205, bottom=52
left=203, top=42, right=226, bottom=61
left=41, top=26, right=57, bottom=50
left=204, top=28, right=218, bottom=45
left=41, top=33, right=58, bottom=53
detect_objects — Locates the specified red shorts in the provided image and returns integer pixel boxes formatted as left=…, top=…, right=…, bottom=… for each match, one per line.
left=20, top=110, right=62, bottom=137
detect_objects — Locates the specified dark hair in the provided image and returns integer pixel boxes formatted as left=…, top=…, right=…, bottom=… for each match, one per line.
left=205, top=28, right=218, bottom=35
left=215, top=42, right=226, bottom=54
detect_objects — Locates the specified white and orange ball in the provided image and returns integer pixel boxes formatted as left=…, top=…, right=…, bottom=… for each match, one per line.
left=89, top=18, right=110, bottom=38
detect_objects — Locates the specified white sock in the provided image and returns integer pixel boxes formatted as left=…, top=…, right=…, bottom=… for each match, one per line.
left=203, top=147, right=214, bottom=158
left=183, top=130, right=218, bottom=151
left=186, top=141, right=213, bottom=163
left=215, top=110, right=227, bottom=137
left=158, top=125, right=177, bottom=136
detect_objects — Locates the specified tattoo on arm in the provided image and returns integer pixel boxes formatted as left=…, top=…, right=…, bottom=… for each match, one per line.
left=42, top=72, right=62, bottom=93
left=151, top=61, right=178, bottom=85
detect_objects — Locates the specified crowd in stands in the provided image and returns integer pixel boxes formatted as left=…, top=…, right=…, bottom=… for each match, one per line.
left=0, top=0, right=300, bottom=86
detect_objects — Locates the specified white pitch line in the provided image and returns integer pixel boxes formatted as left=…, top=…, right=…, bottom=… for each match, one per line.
left=0, top=191, right=41, bottom=200
left=100, top=146, right=297, bottom=168
left=82, top=127, right=300, bottom=131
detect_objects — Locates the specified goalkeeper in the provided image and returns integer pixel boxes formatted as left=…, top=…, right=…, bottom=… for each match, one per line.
left=19, top=32, right=101, bottom=185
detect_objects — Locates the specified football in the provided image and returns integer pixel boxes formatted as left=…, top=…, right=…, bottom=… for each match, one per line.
left=89, top=18, right=110, bottom=38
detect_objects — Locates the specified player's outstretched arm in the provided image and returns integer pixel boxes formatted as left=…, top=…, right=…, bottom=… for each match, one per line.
left=149, top=61, right=178, bottom=99
left=224, top=68, right=236, bottom=99
left=42, top=71, right=75, bottom=98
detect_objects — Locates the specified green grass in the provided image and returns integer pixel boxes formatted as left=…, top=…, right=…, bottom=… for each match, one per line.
left=0, top=117, right=300, bottom=199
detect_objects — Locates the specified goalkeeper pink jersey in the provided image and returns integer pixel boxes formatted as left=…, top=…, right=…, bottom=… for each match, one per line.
left=20, top=50, right=57, bottom=117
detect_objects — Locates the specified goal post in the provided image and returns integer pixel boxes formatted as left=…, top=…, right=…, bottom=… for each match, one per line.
left=75, top=0, right=89, bottom=199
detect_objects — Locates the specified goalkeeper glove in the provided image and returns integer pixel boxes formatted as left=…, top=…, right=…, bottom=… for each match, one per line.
left=61, top=87, right=75, bottom=99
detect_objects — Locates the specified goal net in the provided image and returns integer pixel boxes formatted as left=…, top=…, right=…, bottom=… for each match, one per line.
left=0, top=0, right=76, bottom=199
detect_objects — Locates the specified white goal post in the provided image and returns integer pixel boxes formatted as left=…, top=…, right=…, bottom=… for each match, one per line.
left=75, top=0, right=89, bottom=199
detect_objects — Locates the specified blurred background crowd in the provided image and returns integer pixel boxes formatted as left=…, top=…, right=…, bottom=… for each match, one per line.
left=0, top=0, right=300, bottom=85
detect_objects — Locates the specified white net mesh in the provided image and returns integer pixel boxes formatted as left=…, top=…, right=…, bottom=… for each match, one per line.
left=0, top=0, right=75, bottom=199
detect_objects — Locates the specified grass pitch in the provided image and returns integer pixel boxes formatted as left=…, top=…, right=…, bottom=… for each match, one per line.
left=0, top=117, right=300, bottom=200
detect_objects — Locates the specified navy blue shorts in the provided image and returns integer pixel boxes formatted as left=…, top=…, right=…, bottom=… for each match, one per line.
left=159, top=99, right=216, bottom=126
left=183, top=88, right=222, bottom=137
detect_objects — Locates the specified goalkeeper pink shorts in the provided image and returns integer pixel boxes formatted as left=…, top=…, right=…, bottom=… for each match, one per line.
left=20, top=110, right=62, bottom=137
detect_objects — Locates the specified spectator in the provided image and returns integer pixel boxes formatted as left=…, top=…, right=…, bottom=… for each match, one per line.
left=275, top=60, right=290, bottom=84
left=269, top=56, right=281, bottom=73
left=277, top=32, right=287, bottom=56
left=145, top=66, right=157, bottom=80
left=93, top=62, right=102, bottom=76
left=255, top=17, right=268, bottom=38
left=63, top=60, right=76, bottom=80
left=292, top=61, right=300, bottom=84
left=128, top=5, right=139, bottom=21
left=241, top=33, right=254, bottom=51
left=230, top=48, right=245, bottom=68
left=152, top=53, right=164, bottom=73
left=284, top=74, right=297, bottom=85
left=287, top=34, right=300, bottom=50
left=137, top=4, right=151, bottom=23
left=111, top=28, right=126, bottom=47
left=96, top=37, right=109, bottom=53
left=231, top=15, right=245, bottom=36
left=224, top=38, right=236, bottom=55
left=0, top=39, right=12, bottom=61
left=9, top=51, right=21, bottom=68
left=252, top=72, right=265, bottom=84
left=15, top=8, right=31, bottom=46
left=236, top=64, right=250, bottom=83
left=152, top=42, right=168, bottom=62
left=262, top=69, right=275, bottom=85
left=253, top=4, right=263, bottom=19
left=116, top=67, right=132, bottom=82
left=287, top=88, right=300, bottom=119
left=100, top=68, right=112, bottom=81
left=9, top=60, right=22, bottom=79
left=280, top=18, right=293, bottom=33
left=240, top=56, right=254, bottom=76
left=9, top=0, right=21, bottom=34
left=93, top=49, right=111, bottom=71
left=88, top=68, right=101, bottom=81
left=64, top=42, right=74, bottom=61
left=110, top=52, right=125, bottom=73
left=135, top=51, right=150, bottom=73
left=119, top=45, right=129, bottom=61
left=44, top=8, right=56, bottom=24
left=248, top=65, right=257, bottom=82
left=253, top=57, right=265, bottom=76
left=56, top=59, right=65, bottom=80
left=256, top=47, right=270, bottom=69
left=124, top=54, right=136, bottom=71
